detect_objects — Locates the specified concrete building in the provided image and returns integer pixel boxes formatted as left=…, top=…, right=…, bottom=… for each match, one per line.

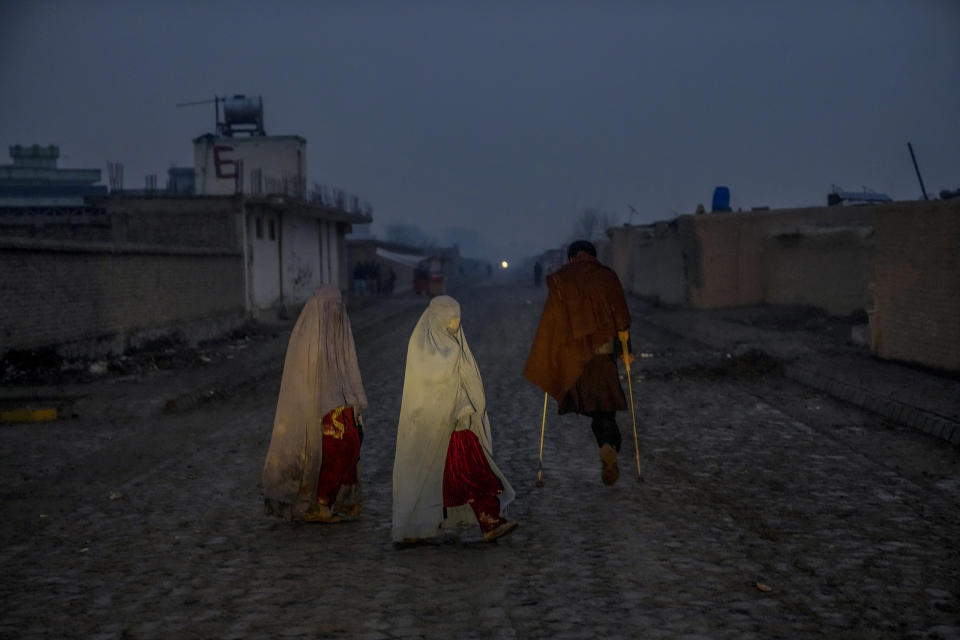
left=0, top=144, right=107, bottom=207
left=185, top=98, right=368, bottom=313
left=166, top=167, right=195, bottom=194
left=1, top=97, right=373, bottom=359
left=1, top=193, right=369, bottom=359
left=193, top=134, right=306, bottom=198
left=92, top=193, right=368, bottom=318
left=242, top=195, right=367, bottom=314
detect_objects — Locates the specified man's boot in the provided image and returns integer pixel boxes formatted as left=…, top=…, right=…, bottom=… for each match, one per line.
left=600, top=444, right=619, bottom=485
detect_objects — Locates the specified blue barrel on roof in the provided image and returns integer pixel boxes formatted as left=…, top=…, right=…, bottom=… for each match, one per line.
left=711, top=186, right=731, bottom=212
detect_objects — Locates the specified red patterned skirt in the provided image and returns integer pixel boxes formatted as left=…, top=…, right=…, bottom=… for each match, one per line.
left=316, top=406, right=361, bottom=505
left=443, top=430, right=505, bottom=533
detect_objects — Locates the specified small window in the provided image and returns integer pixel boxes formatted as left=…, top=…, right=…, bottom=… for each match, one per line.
left=255, top=217, right=263, bottom=239
left=268, top=219, right=276, bottom=240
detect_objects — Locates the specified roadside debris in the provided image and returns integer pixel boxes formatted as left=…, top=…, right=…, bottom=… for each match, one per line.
left=0, top=322, right=276, bottom=387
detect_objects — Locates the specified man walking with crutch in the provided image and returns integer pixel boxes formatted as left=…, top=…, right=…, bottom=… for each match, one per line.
left=523, top=240, right=637, bottom=486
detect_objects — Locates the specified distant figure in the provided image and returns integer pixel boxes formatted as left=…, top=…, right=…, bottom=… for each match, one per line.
left=533, top=261, right=543, bottom=286
left=262, top=285, right=368, bottom=523
left=353, top=262, right=368, bottom=296
left=524, top=240, right=634, bottom=485
left=414, top=267, right=429, bottom=295
left=368, top=261, right=380, bottom=295
left=386, top=267, right=396, bottom=295
left=695, top=203, right=706, bottom=215
left=392, top=296, right=517, bottom=544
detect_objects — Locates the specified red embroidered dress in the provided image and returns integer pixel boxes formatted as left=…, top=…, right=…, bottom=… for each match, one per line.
left=316, top=406, right=361, bottom=506
left=442, top=430, right=506, bottom=533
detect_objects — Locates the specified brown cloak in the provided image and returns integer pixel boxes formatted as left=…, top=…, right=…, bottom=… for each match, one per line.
left=523, top=255, right=631, bottom=403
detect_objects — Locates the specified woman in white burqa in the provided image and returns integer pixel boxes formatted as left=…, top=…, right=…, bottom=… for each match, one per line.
left=392, top=295, right=517, bottom=543
left=262, top=285, right=367, bottom=523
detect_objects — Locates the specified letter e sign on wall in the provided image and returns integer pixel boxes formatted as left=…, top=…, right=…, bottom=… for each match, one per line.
left=214, top=145, right=237, bottom=179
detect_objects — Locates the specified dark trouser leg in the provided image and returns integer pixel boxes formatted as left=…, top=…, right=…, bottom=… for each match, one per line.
left=588, top=411, right=622, bottom=452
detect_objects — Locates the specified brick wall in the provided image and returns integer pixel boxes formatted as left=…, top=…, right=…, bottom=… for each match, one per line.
left=872, top=200, right=960, bottom=371
left=0, top=207, right=112, bottom=242
left=103, top=196, right=242, bottom=249
left=1, top=197, right=243, bottom=249
left=1, top=238, right=244, bottom=359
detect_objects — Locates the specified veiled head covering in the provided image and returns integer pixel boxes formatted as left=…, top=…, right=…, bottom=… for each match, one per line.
left=392, top=296, right=515, bottom=541
left=262, top=285, right=367, bottom=520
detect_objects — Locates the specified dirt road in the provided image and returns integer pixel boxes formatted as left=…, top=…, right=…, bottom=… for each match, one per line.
left=1, top=284, right=957, bottom=639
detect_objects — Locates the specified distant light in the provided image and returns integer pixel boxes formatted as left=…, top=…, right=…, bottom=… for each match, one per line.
left=500, top=260, right=509, bottom=269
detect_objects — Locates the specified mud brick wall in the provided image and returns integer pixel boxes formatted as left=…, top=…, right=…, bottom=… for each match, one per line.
left=0, top=238, right=244, bottom=358
left=608, top=223, right=688, bottom=306
left=685, top=211, right=766, bottom=309
left=756, top=208, right=875, bottom=315
left=610, top=205, right=876, bottom=315
left=605, top=225, right=640, bottom=293
left=686, top=206, right=875, bottom=314
left=871, top=200, right=960, bottom=371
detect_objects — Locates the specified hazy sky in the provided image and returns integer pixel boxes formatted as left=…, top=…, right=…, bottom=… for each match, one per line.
left=2, top=1, right=958, bottom=262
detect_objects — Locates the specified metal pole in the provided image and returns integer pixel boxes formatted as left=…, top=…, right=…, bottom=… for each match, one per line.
left=908, top=142, right=929, bottom=200
left=625, top=362, right=643, bottom=482
left=620, top=334, right=643, bottom=481
left=535, top=392, right=547, bottom=488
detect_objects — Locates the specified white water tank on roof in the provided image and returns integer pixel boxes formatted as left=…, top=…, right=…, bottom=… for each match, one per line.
left=222, top=95, right=264, bottom=135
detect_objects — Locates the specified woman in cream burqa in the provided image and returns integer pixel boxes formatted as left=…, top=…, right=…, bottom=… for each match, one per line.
left=262, top=285, right=367, bottom=523
left=392, top=296, right=518, bottom=543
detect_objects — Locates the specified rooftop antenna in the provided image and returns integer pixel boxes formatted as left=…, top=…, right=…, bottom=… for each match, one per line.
left=177, top=96, right=223, bottom=135
left=628, top=204, right=640, bottom=224
left=907, top=142, right=929, bottom=200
